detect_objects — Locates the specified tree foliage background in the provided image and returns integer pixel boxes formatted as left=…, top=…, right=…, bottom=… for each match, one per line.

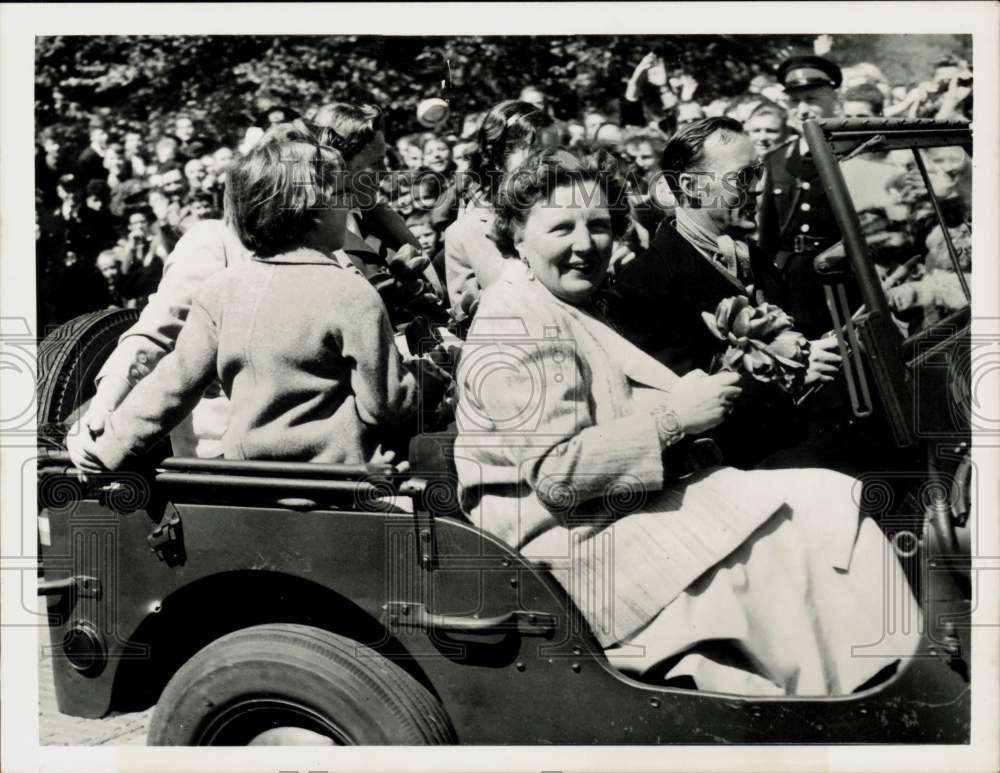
left=35, top=34, right=971, bottom=150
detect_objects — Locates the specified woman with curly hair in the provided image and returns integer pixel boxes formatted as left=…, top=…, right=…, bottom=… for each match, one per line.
left=443, top=99, right=558, bottom=317
left=454, top=146, right=920, bottom=695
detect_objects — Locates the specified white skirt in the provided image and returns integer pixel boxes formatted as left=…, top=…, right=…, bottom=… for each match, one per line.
left=604, top=495, right=923, bottom=696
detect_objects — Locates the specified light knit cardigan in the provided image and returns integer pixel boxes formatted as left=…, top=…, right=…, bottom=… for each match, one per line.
left=454, top=262, right=861, bottom=646
left=95, top=247, right=420, bottom=468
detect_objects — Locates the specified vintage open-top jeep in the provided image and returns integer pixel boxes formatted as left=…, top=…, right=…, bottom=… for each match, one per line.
left=36, top=117, right=973, bottom=745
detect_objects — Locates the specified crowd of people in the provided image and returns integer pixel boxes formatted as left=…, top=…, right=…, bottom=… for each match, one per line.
left=53, top=41, right=973, bottom=699
left=35, top=44, right=972, bottom=337
left=35, top=112, right=234, bottom=330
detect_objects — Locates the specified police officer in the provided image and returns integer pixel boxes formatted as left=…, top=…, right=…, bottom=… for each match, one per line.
left=758, top=55, right=847, bottom=339
left=756, top=55, right=905, bottom=476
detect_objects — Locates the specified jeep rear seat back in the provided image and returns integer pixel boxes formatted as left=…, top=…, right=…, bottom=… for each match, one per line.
left=407, top=430, right=465, bottom=521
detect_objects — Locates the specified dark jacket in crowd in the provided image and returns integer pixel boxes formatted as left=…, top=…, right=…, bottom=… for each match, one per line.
left=35, top=148, right=69, bottom=209
left=607, top=222, right=803, bottom=469
left=46, top=258, right=114, bottom=326
left=77, top=206, right=122, bottom=263
left=76, top=146, right=107, bottom=187
left=120, top=257, right=164, bottom=308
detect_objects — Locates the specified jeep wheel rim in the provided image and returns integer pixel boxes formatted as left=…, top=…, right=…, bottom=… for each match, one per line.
left=195, top=697, right=353, bottom=745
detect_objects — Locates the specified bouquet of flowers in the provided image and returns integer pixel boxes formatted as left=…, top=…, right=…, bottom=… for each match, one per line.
left=702, top=296, right=811, bottom=394
left=447, top=290, right=480, bottom=340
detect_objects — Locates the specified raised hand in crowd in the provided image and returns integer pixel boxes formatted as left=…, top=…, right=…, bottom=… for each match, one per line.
left=936, top=69, right=973, bottom=121
left=388, top=243, right=431, bottom=275
left=646, top=56, right=669, bottom=89
left=813, top=34, right=834, bottom=57
left=670, top=73, right=699, bottom=103
left=625, top=53, right=659, bottom=102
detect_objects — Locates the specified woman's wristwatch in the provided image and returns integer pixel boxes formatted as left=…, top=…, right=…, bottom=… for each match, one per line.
left=652, top=403, right=686, bottom=448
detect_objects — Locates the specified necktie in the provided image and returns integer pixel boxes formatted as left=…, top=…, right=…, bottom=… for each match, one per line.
left=716, top=235, right=752, bottom=282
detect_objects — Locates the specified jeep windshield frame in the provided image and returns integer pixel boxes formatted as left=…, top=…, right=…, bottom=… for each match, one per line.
left=804, top=117, right=972, bottom=309
left=801, top=117, right=972, bottom=448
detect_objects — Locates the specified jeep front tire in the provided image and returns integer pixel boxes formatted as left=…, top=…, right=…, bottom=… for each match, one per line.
left=147, top=623, right=455, bottom=745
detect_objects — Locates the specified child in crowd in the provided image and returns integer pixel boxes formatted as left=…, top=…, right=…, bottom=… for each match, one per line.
left=406, top=212, right=445, bottom=291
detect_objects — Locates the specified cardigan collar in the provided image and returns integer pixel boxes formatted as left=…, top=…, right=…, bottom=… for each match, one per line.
left=253, top=246, right=344, bottom=266
left=493, top=261, right=679, bottom=392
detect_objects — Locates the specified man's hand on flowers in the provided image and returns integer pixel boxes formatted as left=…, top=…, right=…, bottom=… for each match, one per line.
left=804, top=335, right=842, bottom=385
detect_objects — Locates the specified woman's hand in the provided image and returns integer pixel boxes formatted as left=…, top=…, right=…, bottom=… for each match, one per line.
left=388, top=244, right=432, bottom=282
left=66, top=424, right=108, bottom=479
left=628, top=53, right=656, bottom=85
left=804, top=335, right=842, bottom=385
left=673, top=74, right=699, bottom=102
left=668, top=369, right=742, bottom=435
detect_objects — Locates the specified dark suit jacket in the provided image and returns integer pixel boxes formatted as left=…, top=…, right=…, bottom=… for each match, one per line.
left=608, top=222, right=802, bottom=469
left=76, top=147, right=107, bottom=186
left=611, top=222, right=788, bottom=372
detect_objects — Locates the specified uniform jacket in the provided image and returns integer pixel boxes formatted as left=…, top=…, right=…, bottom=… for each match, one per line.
left=758, top=142, right=901, bottom=339
left=95, top=248, right=420, bottom=469
left=758, top=139, right=843, bottom=338
left=454, top=261, right=792, bottom=646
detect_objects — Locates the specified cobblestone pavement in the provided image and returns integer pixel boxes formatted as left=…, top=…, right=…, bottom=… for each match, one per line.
left=39, top=652, right=151, bottom=746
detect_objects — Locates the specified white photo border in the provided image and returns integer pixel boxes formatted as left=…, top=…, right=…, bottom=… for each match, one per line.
left=2, top=3, right=998, bottom=772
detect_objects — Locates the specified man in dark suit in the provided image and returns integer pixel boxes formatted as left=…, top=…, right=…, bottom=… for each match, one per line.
left=76, top=119, right=110, bottom=187
left=609, top=117, right=841, bottom=469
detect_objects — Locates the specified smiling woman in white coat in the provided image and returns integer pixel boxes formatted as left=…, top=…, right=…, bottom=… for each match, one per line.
left=453, top=147, right=920, bottom=696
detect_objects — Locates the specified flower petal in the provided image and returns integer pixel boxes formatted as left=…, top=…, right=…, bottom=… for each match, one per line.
left=732, top=306, right=755, bottom=337
left=723, top=347, right=744, bottom=369
left=702, top=311, right=726, bottom=341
